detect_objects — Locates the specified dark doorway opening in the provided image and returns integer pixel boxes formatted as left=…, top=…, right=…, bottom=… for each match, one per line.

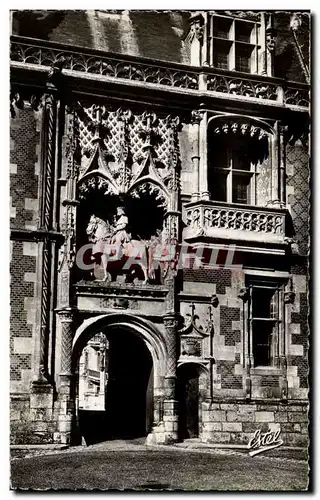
left=177, top=363, right=200, bottom=440
left=78, top=327, right=153, bottom=445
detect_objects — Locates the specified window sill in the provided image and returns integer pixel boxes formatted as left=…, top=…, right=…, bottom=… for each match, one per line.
left=250, top=367, right=282, bottom=376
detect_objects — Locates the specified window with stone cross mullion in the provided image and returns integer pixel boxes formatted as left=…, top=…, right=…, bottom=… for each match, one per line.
left=248, top=282, right=282, bottom=368
left=209, top=147, right=255, bottom=205
left=210, top=14, right=260, bottom=74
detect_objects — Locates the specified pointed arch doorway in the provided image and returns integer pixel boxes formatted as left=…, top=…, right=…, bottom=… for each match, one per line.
left=76, top=325, right=153, bottom=445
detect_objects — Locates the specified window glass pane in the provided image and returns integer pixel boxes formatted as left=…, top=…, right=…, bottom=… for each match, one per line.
left=232, top=151, right=251, bottom=171
left=235, top=46, right=252, bottom=72
left=213, top=46, right=230, bottom=69
left=253, top=320, right=273, bottom=366
left=210, top=171, right=227, bottom=202
left=252, top=287, right=276, bottom=318
left=212, top=148, right=228, bottom=169
left=232, top=173, right=250, bottom=204
left=213, top=17, right=232, bottom=39
left=235, top=21, right=253, bottom=43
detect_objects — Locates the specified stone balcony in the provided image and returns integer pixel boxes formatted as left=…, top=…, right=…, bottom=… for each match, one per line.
left=10, top=36, right=309, bottom=111
left=183, top=200, right=289, bottom=254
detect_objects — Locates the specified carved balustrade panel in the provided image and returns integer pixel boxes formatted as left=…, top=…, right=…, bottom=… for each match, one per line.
left=184, top=202, right=287, bottom=245
left=207, top=74, right=279, bottom=101
left=284, top=87, right=310, bottom=107
left=11, top=38, right=198, bottom=90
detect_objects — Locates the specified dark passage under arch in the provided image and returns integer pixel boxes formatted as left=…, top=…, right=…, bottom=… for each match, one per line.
left=78, top=327, right=153, bottom=445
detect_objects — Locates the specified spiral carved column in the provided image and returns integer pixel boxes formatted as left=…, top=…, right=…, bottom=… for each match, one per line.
left=57, top=308, right=76, bottom=444
left=162, top=312, right=179, bottom=443
left=31, top=91, right=57, bottom=385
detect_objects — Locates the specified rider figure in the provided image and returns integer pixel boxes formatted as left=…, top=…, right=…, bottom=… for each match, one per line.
left=111, top=206, right=131, bottom=245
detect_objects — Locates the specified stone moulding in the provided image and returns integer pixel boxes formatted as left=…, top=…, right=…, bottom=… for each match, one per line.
left=10, top=36, right=309, bottom=110
left=74, top=280, right=168, bottom=299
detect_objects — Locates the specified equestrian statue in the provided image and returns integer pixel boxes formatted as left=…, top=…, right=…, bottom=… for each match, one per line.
left=86, top=207, right=177, bottom=284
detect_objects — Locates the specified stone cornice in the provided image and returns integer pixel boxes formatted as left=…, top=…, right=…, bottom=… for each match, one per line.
left=10, top=36, right=309, bottom=118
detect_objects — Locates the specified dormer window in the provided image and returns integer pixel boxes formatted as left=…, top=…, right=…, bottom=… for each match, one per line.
left=211, top=15, right=260, bottom=74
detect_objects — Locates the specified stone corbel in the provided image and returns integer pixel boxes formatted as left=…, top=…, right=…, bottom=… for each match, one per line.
left=284, top=291, right=296, bottom=304
left=238, top=287, right=249, bottom=303
left=266, top=25, right=277, bottom=53
left=48, top=56, right=66, bottom=85
left=188, top=12, right=205, bottom=66
left=210, top=294, right=219, bottom=308
left=265, top=14, right=276, bottom=76
left=10, top=91, right=24, bottom=119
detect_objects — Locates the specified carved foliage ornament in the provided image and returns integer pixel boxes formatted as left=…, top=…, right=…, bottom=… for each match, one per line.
left=179, top=302, right=215, bottom=358
left=179, top=302, right=214, bottom=337
left=213, top=122, right=269, bottom=141
left=191, top=109, right=205, bottom=125
left=10, top=91, right=55, bottom=118
left=58, top=206, right=76, bottom=271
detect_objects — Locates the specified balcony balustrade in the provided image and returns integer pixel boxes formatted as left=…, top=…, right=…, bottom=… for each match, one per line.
left=183, top=200, right=288, bottom=250
left=10, top=36, right=309, bottom=110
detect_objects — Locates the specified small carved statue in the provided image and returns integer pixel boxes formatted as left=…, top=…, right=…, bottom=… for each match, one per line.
left=111, top=206, right=131, bottom=245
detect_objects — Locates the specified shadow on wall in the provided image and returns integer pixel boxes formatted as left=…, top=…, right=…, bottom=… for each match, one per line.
left=12, top=10, right=190, bottom=64
left=129, top=11, right=190, bottom=63
left=274, top=12, right=310, bottom=83
left=12, top=11, right=66, bottom=40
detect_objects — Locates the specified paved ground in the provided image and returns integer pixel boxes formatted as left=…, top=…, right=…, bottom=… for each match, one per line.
left=10, top=440, right=309, bottom=491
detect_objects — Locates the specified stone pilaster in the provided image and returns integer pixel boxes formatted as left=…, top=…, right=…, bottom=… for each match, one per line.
left=57, top=106, right=80, bottom=308
left=279, top=124, right=288, bottom=207
left=238, top=287, right=251, bottom=399
left=190, top=110, right=203, bottom=201
left=199, top=110, right=209, bottom=200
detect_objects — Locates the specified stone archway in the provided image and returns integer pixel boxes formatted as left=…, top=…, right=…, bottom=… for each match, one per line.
left=71, top=313, right=167, bottom=445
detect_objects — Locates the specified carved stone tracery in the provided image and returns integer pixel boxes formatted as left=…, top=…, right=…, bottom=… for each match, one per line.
left=179, top=303, right=214, bottom=358
left=74, top=103, right=181, bottom=206
left=213, top=121, right=269, bottom=141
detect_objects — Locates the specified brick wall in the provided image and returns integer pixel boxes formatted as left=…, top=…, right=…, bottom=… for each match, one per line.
left=10, top=108, right=41, bottom=392
left=10, top=107, right=40, bottom=231
left=180, top=266, right=309, bottom=401
left=286, top=141, right=310, bottom=257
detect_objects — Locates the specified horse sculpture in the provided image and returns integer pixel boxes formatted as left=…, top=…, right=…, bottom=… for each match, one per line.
left=86, top=214, right=150, bottom=283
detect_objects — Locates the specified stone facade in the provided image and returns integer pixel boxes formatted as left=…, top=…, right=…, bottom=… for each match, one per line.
left=10, top=10, right=310, bottom=448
